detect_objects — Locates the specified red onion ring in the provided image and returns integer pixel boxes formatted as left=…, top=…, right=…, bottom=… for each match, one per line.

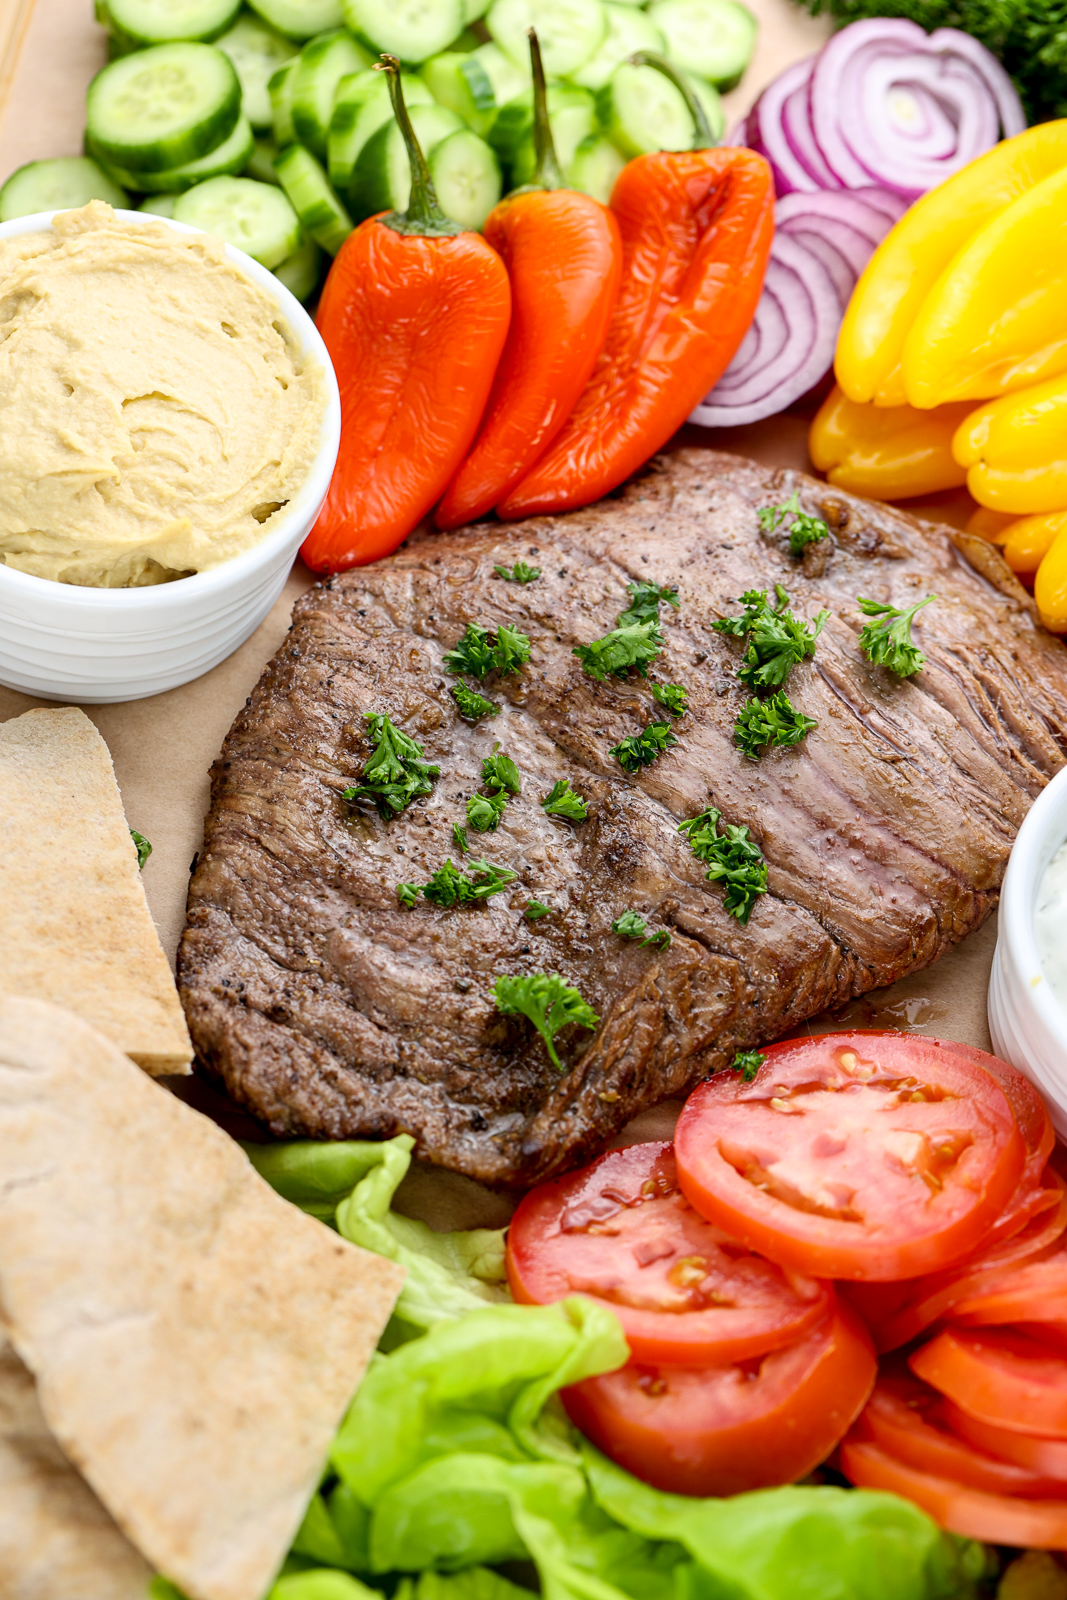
left=743, top=59, right=826, bottom=196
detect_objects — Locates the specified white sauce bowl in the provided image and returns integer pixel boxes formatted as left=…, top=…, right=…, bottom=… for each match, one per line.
left=0, top=209, right=341, bottom=704
left=989, top=763, right=1067, bottom=1137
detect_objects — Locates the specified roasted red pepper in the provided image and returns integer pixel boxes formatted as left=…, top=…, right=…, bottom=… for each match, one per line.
left=434, top=32, right=622, bottom=531
left=498, top=56, right=774, bottom=520
left=303, top=59, right=511, bottom=573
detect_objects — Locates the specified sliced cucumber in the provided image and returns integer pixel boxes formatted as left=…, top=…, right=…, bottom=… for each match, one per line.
left=291, top=29, right=371, bottom=155
left=470, top=42, right=527, bottom=107
left=274, top=141, right=353, bottom=251
left=0, top=156, right=128, bottom=221
left=688, top=72, right=724, bottom=142
left=341, top=0, right=465, bottom=66
left=487, top=0, right=606, bottom=79
left=647, top=0, right=756, bottom=91
left=349, top=101, right=462, bottom=220
left=272, top=234, right=322, bottom=299
left=86, top=43, right=241, bottom=173
left=461, top=0, right=491, bottom=19
left=327, top=68, right=432, bottom=192
left=572, top=2, right=663, bottom=91
left=246, top=0, right=343, bottom=40
left=269, top=57, right=298, bottom=142
left=138, top=191, right=181, bottom=213
left=421, top=51, right=496, bottom=138
left=106, top=0, right=240, bottom=44
left=598, top=60, right=698, bottom=157
left=428, top=128, right=500, bottom=230
left=174, top=173, right=301, bottom=264
left=566, top=132, right=625, bottom=202
left=490, top=82, right=592, bottom=165
left=217, top=13, right=298, bottom=129
left=509, top=86, right=595, bottom=181
left=245, top=134, right=282, bottom=181
left=94, top=112, right=254, bottom=190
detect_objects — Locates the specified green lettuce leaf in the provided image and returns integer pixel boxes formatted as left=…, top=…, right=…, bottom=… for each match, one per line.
left=267, top=1573, right=383, bottom=1600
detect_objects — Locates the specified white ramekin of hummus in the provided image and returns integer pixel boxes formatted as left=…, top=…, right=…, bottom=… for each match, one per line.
left=0, top=203, right=340, bottom=702
left=989, top=763, right=1067, bottom=1137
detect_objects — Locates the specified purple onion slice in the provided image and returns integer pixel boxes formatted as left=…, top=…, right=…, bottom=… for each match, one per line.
left=744, top=58, right=824, bottom=196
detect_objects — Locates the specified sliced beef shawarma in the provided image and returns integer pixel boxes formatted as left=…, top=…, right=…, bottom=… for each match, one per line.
left=178, top=450, right=1067, bottom=1185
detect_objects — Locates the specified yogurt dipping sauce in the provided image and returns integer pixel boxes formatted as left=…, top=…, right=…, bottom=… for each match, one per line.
left=0, top=202, right=325, bottom=588
left=1034, top=836, right=1067, bottom=1019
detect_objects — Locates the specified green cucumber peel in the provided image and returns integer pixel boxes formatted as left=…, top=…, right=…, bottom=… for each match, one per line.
left=628, top=48, right=716, bottom=149
left=377, top=55, right=464, bottom=238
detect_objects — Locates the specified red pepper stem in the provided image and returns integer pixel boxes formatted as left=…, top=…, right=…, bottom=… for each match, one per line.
left=528, top=28, right=564, bottom=191
left=376, top=54, right=463, bottom=238
left=628, top=50, right=716, bottom=150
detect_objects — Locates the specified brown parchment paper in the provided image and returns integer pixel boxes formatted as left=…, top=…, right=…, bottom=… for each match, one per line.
left=0, top=0, right=999, bottom=1229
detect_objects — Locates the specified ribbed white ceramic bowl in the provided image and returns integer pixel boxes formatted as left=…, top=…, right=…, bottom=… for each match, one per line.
left=989, top=764, right=1067, bottom=1138
left=0, top=209, right=340, bottom=703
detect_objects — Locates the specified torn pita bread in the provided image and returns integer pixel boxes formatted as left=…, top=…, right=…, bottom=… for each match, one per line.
left=0, top=706, right=191, bottom=1074
left=0, top=997, right=406, bottom=1600
left=0, top=1340, right=152, bottom=1600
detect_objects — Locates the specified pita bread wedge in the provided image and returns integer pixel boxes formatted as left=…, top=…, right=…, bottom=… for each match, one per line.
left=0, top=997, right=406, bottom=1600
left=0, top=1340, right=152, bottom=1600
left=0, top=706, right=191, bottom=1074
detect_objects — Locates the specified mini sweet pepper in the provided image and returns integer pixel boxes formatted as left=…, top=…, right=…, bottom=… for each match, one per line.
left=809, top=387, right=971, bottom=500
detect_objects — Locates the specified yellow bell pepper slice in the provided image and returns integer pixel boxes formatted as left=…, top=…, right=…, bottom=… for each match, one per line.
left=965, top=506, right=1017, bottom=540
left=903, top=164, right=1067, bottom=408
left=835, top=122, right=1067, bottom=409
left=809, top=387, right=970, bottom=500
left=952, top=372, right=1067, bottom=514
left=1034, top=518, right=1067, bottom=630
left=998, top=511, right=1067, bottom=579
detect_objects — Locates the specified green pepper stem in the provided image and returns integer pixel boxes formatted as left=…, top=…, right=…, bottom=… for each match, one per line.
left=527, top=28, right=564, bottom=191
left=376, top=54, right=463, bottom=238
left=628, top=50, right=716, bottom=150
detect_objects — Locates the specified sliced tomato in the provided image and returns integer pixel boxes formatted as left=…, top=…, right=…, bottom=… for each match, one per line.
left=561, top=1302, right=875, bottom=1497
left=854, top=1367, right=1067, bottom=1497
left=506, top=1142, right=832, bottom=1366
left=840, top=1438, right=1067, bottom=1548
left=950, top=1248, right=1067, bottom=1328
left=674, top=1032, right=1025, bottom=1282
left=911, top=1327, right=1067, bottom=1439
left=949, top=1044, right=1056, bottom=1252
left=942, top=1399, right=1067, bottom=1480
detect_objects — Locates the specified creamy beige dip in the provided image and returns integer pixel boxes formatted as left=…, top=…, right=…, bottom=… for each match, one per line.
left=0, top=202, right=324, bottom=587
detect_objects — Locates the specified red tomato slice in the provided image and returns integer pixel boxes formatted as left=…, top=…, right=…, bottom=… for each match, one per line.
left=942, top=1400, right=1067, bottom=1480
left=853, top=1367, right=1067, bottom=1497
left=561, top=1301, right=875, bottom=1497
left=911, top=1327, right=1067, bottom=1438
left=950, top=1248, right=1067, bottom=1328
left=840, top=1438, right=1067, bottom=1548
left=948, top=1044, right=1055, bottom=1252
left=506, top=1142, right=832, bottom=1366
left=674, top=1032, right=1025, bottom=1282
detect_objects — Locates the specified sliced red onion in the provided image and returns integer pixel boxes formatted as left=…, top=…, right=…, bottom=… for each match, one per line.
left=744, top=59, right=827, bottom=196
left=689, top=233, right=841, bottom=428
left=780, top=70, right=841, bottom=190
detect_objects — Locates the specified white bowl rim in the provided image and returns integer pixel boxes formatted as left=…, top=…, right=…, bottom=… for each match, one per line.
left=999, top=762, right=1067, bottom=1040
left=0, top=206, right=340, bottom=606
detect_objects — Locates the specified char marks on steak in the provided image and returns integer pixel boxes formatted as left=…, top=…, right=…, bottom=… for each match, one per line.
left=178, top=450, right=1067, bottom=1185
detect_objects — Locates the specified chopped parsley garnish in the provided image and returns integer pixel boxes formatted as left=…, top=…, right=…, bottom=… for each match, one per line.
left=541, top=778, right=588, bottom=821
left=467, top=790, right=509, bottom=833
left=617, top=578, right=680, bottom=629
left=129, top=828, right=152, bottom=870
left=857, top=594, right=936, bottom=679
left=467, top=745, right=521, bottom=833
left=444, top=622, right=531, bottom=679
left=481, top=746, right=521, bottom=795
left=713, top=587, right=828, bottom=691
left=678, top=806, right=768, bottom=924
left=494, top=560, right=541, bottom=584
left=611, top=721, right=677, bottom=774
left=732, top=1049, right=765, bottom=1082
left=758, top=490, right=830, bottom=557
left=574, top=619, right=664, bottom=681
left=398, top=857, right=517, bottom=908
left=452, top=823, right=469, bottom=855
left=451, top=683, right=498, bottom=721
left=612, top=909, right=671, bottom=949
left=733, top=691, right=817, bottom=761
left=492, top=971, right=600, bottom=1071
left=342, top=712, right=440, bottom=820
left=525, top=900, right=552, bottom=920
left=652, top=682, right=689, bottom=718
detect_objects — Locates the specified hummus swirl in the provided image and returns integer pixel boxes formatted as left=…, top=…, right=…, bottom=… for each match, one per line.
left=0, top=202, right=325, bottom=587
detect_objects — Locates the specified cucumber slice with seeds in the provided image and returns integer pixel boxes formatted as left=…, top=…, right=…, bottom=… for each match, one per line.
left=421, top=51, right=497, bottom=138
left=86, top=42, right=241, bottom=173
left=247, top=0, right=343, bottom=41
left=174, top=173, right=301, bottom=264
left=648, top=0, right=755, bottom=91
left=508, top=85, right=595, bottom=181
left=291, top=29, right=372, bottom=154
left=245, top=134, right=282, bottom=182
left=106, top=0, right=240, bottom=44
left=349, top=101, right=461, bottom=219
left=217, top=13, right=298, bottom=129
left=487, top=0, right=606, bottom=79
left=490, top=82, right=591, bottom=165
left=566, top=132, right=624, bottom=202
left=461, top=0, right=491, bottom=19
left=268, top=56, right=298, bottom=143
left=342, top=0, right=465, bottom=66
left=93, top=112, right=254, bottom=190
left=327, top=68, right=432, bottom=192
left=470, top=42, right=528, bottom=107
left=274, top=141, right=353, bottom=252
left=572, top=2, right=663, bottom=91
left=272, top=234, right=322, bottom=299
left=0, top=156, right=128, bottom=221
left=427, top=128, right=501, bottom=229
left=597, top=59, right=700, bottom=156
left=139, top=191, right=181, bottom=214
